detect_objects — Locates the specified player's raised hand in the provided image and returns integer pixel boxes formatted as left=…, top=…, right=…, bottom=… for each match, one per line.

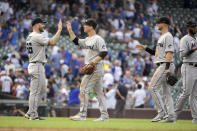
left=66, top=21, right=72, bottom=31
left=58, top=19, right=62, bottom=31
left=135, top=44, right=146, bottom=50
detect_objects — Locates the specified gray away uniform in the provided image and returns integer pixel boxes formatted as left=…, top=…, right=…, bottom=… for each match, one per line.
left=26, top=32, right=49, bottom=119
left=78, top=34, right=109, bottom=119
left=149, top=32, right=175, bottom=118
left=175, top=35, right=197, bottom=120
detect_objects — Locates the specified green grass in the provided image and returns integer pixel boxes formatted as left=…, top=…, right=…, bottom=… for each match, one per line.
left=0, top=116, right=197, bottom=131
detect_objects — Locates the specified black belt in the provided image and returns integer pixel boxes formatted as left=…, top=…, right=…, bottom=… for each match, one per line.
left=188, top=63, right=197, bottom=67
left=156, top=62, right=165, bottom=67
left=30, top=62, right=45, bottom=66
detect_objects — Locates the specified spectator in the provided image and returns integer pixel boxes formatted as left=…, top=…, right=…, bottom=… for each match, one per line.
left=122, top=70, right=133, bottom=88
left=112, top=17, right=125, bottom=31
left=143, top=53, right=153, bottom=76
left=10, top=54, right=20, bottom=68
left=0, top=22, right=11, bottom=46
left=114, top=79, right=128, bottom=118
left=103, top=68, right=114, bottom=92
left=71, top=17, right=80, bottom=35
left=45, top=63, right=53, bottom=79
left=0, top=70, right=12, bottom=95
left=133, top=24, right=141, bottom=38
left=67, top=85, right=80, bottom=107
left=15, top=79, right=26, bottom=99
left=70, top=53, right=80, bottom=77
left=60, top=59, right=69, bottom=78
left=4, top=58, right=15, bottom=75
left=142, top=21, right=149, bottom=38
left=132, top=54, right=145, bottom=76
left=152, top=0, right=159, bottom=16
left=133, top=84, right=146, bottom=108
left=144, top=82, right=154, bottom=108
left=112, top=60, right=122, bottom=82
left=125, top=1, right=136, bottom=20
left=124, top=29, right=133, bottom=42
left=51, top=50, right=62, bottom=75
left=106, top=84, right=116, bottom=109
left=54, top=7, right=63, bottom=23
left=128, top=37, right=140, bottom=55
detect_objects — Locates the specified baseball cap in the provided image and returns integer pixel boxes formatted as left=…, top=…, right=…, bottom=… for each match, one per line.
left=156, top=17, right=170, bottom=25
left=32, top=18, right=47, bottom=26
left=84, top=19, right=97, bottom=29
left=108, top=84, right=113, bottom=87
left=186, top=21, right=197, bottom=27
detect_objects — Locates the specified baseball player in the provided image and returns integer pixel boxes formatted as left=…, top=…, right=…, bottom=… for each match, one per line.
left=175, top=21, right=197, bottom=123
left=136, top=17, right=176, bottom=123
left=66, top=19, right=109, bottom=121
left=24, top=18, right=62, bottom=120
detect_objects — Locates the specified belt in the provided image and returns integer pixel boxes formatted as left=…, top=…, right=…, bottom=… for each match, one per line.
left=188, top=63, right=197, bottom=67
left=156, top=62, right=165, bottom=67
left=30, top=62, right=45, bottom=66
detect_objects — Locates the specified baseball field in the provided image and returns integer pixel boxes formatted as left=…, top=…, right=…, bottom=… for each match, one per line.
left=0, top=116, right=196, bottom=131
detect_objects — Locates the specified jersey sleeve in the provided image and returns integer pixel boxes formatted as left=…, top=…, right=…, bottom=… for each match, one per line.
left=34, top=34, right=50, bottom=46
left=180, top=38, right=189, bottom=58
left=78, top=38, right=86, bottom=47
left=165, top=35, right=174, bottom=53
left=97, top=37, right=108, bottom=52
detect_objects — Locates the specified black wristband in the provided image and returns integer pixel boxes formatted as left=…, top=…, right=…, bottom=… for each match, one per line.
left=72, top=37, right=79, bottom=45
left=99, top=51, right=108, bottom=59
left=145, top=47, right=156, bottom=55
left=186, top=49, right=195, bottom=56
left=165, top=62, right=170, bottom=70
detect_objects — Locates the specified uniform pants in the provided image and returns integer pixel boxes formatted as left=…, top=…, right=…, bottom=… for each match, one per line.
left=79, top=72, right=109, bottom=119
left=149, top=63, right=175, bottom=118
left=26, top=63, right=46, bottom=118
left=175, top=63, right=197, bottom=119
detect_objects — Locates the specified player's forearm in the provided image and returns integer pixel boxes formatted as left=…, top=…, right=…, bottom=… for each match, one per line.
left=165, top=52, right=173, bottom=70
left=92, top=56, right=102, bottom=64
left=165, top=52, right=173, bottom=62
left=67, top=28, right=76, bottom=41
left=49, top=30, right=61, bottom=46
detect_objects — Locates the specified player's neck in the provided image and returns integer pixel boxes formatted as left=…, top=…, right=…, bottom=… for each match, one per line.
left=33, top=28, right=41, bottom=34
left=161, top=28, right=168, bottom=35
left=88, top=30, right=96, bottom=37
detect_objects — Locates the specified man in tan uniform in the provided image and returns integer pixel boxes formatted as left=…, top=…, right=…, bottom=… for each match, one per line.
left=25, top=18, right=62, bottom=120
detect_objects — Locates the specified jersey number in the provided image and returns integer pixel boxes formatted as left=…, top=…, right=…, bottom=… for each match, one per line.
left=26, top=42, right=33, bottom=54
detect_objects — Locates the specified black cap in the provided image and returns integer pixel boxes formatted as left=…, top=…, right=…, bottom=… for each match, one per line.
left=186, top=21, right=197, bottom=27
left=84, top=19, right=97, bottom=29
left=156, top=17, right=171, bottom=25
left=32, top=18, right=47, bottom=26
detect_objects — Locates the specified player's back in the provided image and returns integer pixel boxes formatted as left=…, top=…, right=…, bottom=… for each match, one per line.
left=26, top=32, right=49, bottom=63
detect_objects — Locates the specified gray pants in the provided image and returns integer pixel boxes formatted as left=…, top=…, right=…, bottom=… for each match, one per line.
left=149, top=63, right=175, bottom=118
left=26, top=63, right=46, bottom=118
left=175, top=63, right=197, bottom=119
left=79, top=71, right=109, bottom=119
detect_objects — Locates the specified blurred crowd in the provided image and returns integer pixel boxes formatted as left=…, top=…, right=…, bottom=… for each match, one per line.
left=0, top=0, right=193, bottom=113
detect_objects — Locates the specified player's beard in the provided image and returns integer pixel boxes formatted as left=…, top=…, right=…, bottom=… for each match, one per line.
left=39, top=27, right=44, bottom=33
left=189, top=29, right=196, bottom=36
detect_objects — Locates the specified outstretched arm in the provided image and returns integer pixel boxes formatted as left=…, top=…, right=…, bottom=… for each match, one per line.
left=49, top=19, right=62, bottom=46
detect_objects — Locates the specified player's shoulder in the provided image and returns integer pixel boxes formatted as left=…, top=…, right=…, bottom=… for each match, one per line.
left=165, top=32, right=173, bottom=38
left=180, top=35, right=190, bottom=42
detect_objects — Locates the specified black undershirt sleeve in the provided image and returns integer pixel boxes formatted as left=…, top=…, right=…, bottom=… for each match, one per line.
left=99, top=51, right=108, bottom=59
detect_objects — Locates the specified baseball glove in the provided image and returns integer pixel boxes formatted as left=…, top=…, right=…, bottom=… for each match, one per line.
left=80, top=62, right=96, bottom=75
left=166, top=72, right=178, bottom=86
